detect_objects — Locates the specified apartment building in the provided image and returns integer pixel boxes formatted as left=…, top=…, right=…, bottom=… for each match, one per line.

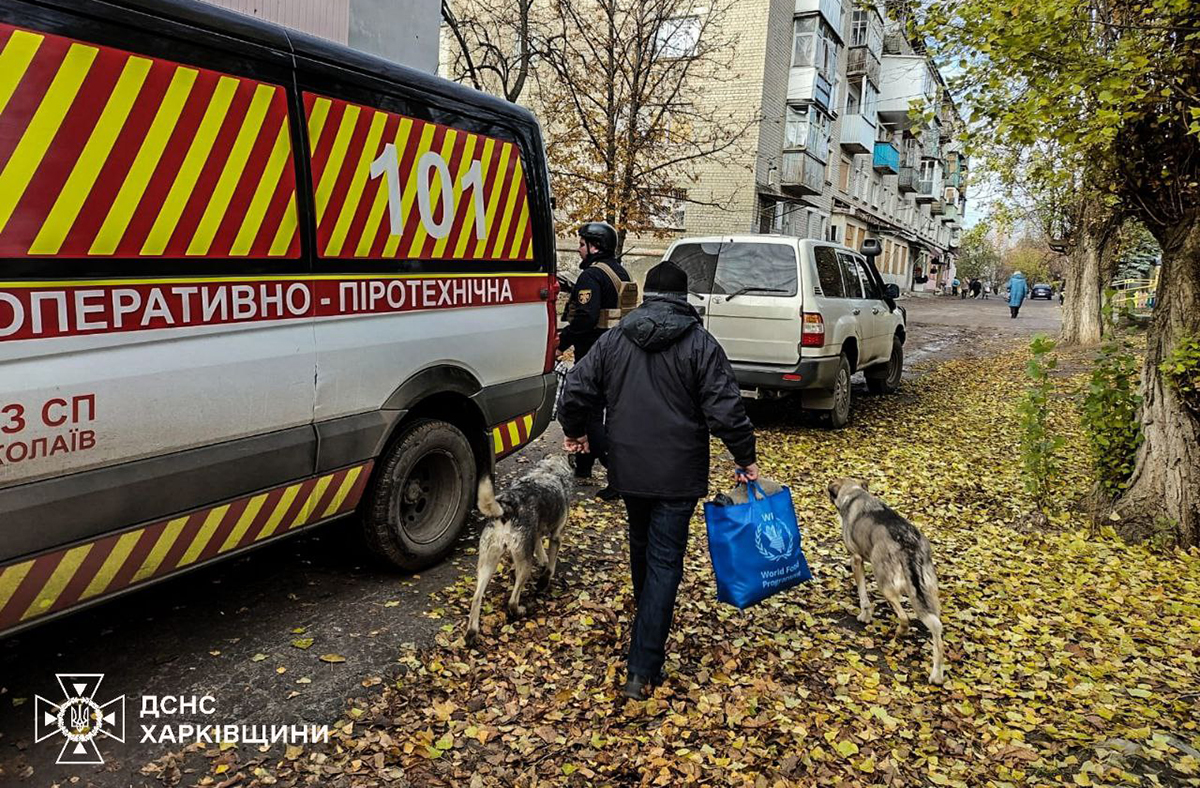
left=436, top=0, right=965, bottom=284
left=684, top=0, right=966, bottom=290
left=201, top=0, right=440, bottom=72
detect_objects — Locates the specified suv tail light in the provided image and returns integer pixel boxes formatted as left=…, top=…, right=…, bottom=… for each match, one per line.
left=543, top=274, right=561, bottom=373
left=800, top=312, right=825, bottom=347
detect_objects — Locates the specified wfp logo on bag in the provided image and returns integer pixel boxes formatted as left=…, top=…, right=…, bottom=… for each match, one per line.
left=754, top=511, right=793, bottom=561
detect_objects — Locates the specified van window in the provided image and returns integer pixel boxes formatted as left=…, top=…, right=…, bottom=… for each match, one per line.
left=837, top=251, right=864, bottom=298
left=813, top=246, right=845, bottom=297
left=302, top=91, right=533, bottom=264
left=712, top=242, right=797, bottom=297
left=665, top=242, right=719, bottom=293
left=0, top=22, right=300, bottom=268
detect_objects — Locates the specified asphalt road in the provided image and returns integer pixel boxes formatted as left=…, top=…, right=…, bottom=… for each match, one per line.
left=0, top=294, right=1061, bottom=787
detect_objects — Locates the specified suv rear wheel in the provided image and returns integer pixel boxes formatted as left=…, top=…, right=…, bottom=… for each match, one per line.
left=825, top=354, right=853, bottom=429
left=363, top=418, right=476, bottom=571
left=866, top=337, right=903, bottom=394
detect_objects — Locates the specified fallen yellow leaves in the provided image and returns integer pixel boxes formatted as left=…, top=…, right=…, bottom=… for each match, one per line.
left=191, top=347, right=1199, bottom=787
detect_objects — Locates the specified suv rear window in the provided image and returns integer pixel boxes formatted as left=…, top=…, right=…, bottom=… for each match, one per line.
left=664, top=241, right=798, bottom=297
left=713, top=243, right=797, bottom=297
left=665, top=242, right=719, bottom=293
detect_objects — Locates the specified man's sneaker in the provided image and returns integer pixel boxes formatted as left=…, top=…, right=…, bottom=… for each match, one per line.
left=596, top=486, right=620, bottom=501
left=621, top=674, right=652, bottom=700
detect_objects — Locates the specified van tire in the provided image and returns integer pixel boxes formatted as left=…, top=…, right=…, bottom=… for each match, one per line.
left=825, top=354, right=853, bottom=429
left=363, top=418, right=475, bottom=571
left=866, top=337, right=903, bottom=394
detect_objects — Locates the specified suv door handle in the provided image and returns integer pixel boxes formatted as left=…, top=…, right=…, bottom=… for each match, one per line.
left=852, top=308, right=861, bottom=315
left=872, top=307, right=881, bottom=314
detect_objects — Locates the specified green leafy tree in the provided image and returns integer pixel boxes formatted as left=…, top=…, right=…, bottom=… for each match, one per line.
left=918, top=0, right=1200, bottom=546
left=1019, top=335, right=1064, bottom=507
left=1081, top=294, right=1144, bottom=498
left=953, top=223, right=1000, bottom=282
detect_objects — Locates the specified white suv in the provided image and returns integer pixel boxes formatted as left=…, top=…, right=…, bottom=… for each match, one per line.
left=658, top=236, right=906, bottom=427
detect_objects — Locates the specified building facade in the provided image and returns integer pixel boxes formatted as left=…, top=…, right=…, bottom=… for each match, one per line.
left=200, top=0, right=441, bottom=73
left=684, top=0, right=966, bottom=291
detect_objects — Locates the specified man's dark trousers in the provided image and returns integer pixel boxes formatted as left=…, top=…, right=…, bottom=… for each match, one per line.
left=623, top=496, right=698, bottom=680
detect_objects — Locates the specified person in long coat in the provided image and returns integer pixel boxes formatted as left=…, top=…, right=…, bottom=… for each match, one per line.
left=1007, top=271, right=1028, bottom=318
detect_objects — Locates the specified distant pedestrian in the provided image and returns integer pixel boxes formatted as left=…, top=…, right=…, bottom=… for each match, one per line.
left=982, top=282, right=991, bottom=300
left=952, top=277, right=960, bottom=296
left=970, top=278, right=982, bottom=299
left=1007, top=270, right=1028, bottom=318
left=557, top=261, right=759, bottom=700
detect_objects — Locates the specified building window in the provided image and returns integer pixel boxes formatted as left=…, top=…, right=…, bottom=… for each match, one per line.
left=784, top=103, right=832, bottom=162
left=652, top=188, right=687, bottom=229
left=870, top=176, right=880, bottom=206
left=846, top=84, right=861, bottom=115
left=792, top=15, right=839, bottom=82
left=656, top=16, right=701, bottom=58
left=850, top=10, right=883, bottom=57
left=839, top=156, right=852, bottom=192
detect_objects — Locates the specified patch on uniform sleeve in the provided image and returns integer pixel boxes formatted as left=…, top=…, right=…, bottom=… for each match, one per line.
left=576, top=289, right=592, bottom=305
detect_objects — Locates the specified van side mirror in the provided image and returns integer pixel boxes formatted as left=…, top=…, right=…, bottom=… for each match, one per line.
left=885, top=283, right=900, bottom=299
left=860, top=238, right=882, bottom=258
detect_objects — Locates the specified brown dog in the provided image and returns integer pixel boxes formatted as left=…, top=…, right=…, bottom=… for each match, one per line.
left=827, top=478, right=945, bottom=684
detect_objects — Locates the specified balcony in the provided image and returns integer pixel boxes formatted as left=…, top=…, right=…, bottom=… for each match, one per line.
left=897, top=166, right=917, bottom=193
left=873, top=141, right=899, bottom=173
left=781, top=151, right=825, bottom=196
left=921, top=127, right=941, bottom=160
left=915, top=177, right=943, bottom=202
left=946, top=170, right=964, bottom=188
left=847, top=47, right=881, bottom=86
left=787, top=68, right=833, bottom=114
left=941, top=203, right=960, bottom=224
left=795, top=0, right=844, bottom=35
left=929, top=198, right=945, bottom=215
left=877, top=55, right=937, bottom=127
left=840, top=113, right=875, bottom=154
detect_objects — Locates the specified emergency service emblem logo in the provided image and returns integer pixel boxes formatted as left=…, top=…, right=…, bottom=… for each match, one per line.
left=576, top=289, right=592, bottom=305
left=34, top=674, right=125, bottom=765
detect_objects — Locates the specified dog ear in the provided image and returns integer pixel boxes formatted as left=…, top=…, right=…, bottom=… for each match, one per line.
left=827, top=480, right=841, bottom=503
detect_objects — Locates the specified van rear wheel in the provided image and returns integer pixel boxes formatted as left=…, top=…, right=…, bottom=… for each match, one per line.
left=363, top=418, right=475, bottom=571
left=866, top=337, right=903, bottom=394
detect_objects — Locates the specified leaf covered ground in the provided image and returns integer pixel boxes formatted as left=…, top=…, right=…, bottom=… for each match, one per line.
left=175, top=348, right=1200, bottom=787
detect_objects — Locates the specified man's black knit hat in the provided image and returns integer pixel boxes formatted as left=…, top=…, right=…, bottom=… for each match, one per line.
left=645, top=261, right=688, bottom=294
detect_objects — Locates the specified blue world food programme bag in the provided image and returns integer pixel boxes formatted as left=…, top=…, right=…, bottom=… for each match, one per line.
left=703, top=481, right=812, bottom=609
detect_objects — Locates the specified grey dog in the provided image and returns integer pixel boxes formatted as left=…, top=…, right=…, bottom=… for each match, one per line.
left=828, top=478, right=946, bottom=684
left=466, top=456, right=574, bottom=646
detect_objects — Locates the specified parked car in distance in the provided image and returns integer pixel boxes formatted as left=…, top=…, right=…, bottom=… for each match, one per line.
left=1031, top=283, right=1054, bottom=299
left=657, top=236, right=905, bottom=428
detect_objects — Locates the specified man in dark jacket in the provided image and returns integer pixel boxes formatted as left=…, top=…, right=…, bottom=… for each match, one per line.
left=558, top=221, right=631, bottom=495
left=557, top=261, right=759, bottom=699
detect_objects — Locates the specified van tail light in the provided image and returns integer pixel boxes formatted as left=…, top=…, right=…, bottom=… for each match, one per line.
left=800, top=312, right=825, bottom=347
left=544, top=274, right=561, bottom=373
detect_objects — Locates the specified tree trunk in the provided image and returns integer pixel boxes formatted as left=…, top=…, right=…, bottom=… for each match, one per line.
left=1115, top=215, right=1200, bottom=548
left=1060, top=199, right=1116, bottom=346
left=1059, top=238, right=1103, bottom=345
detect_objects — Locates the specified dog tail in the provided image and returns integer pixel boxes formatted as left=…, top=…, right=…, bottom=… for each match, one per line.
left=910, top=542, right=941, bottom=617
left=477, top=474, right=503, bottom=519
